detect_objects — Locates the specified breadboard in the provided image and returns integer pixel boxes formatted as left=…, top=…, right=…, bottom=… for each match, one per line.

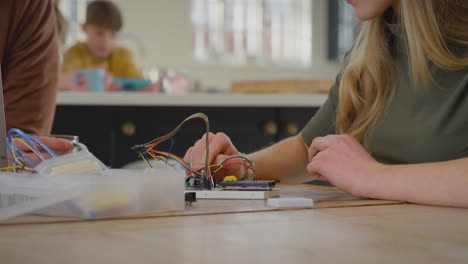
left=192, top=189, right=280, bottom=200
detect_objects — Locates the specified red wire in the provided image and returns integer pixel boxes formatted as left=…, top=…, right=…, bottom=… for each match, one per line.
left=146, top=136, right=166, bottom=149
left=221, top=162, right=257, bottom=181
left=185, top=167, right=205, bottom=179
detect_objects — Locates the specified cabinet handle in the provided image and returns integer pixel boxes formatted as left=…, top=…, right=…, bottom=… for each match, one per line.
left=261, top=120, right=278, bottom=136
left=283, top=121, right=299, bottom=135
left=121, top=121, right=136, bottom=137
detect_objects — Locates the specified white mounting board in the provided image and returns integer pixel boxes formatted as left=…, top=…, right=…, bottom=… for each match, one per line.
left=191, top=189, right=280, bottom=200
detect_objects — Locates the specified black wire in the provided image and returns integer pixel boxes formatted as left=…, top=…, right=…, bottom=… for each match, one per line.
left=220, top=155, right=254, bottom=168
left=220, top=155, right=256, bottom=180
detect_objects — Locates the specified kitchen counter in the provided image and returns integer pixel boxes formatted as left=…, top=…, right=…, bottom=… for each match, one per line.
left=56, top=92, right=328, bottom=108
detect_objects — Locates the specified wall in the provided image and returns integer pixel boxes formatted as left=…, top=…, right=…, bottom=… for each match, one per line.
left=113, top=0, right=341, bottom=91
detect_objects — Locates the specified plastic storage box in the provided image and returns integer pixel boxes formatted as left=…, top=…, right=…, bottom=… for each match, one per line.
left=0, top=165, right=184, bottom=220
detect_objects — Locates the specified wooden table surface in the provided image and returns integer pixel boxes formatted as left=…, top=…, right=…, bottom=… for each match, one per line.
left=0, top=185, right=401, bottom=225
left=1, top=185, right=467, bottom=264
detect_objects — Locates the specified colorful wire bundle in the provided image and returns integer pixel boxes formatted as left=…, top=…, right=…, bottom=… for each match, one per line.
left=133, top=113, right=213, bottom=185
left=133, top=113, right=258, bottom=185
left=2, top=128, right=57, bottom=172
left=185, top=164, right=223, bottom=180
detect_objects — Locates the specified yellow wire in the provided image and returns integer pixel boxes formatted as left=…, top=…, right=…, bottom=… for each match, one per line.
left=140, top=154, right=151, bottom=168
left=147, top=152, right=159, bottom=162
left=210, top=164, right=223, bottom=173
left=12, top=138, right=44, bottom=161
left=10, top=140, right=25, bottom=167
left=0, top=165, right=33, bottom=172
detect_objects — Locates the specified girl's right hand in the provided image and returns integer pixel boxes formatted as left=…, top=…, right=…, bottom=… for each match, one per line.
left=184, top=132, right=248, bottom=179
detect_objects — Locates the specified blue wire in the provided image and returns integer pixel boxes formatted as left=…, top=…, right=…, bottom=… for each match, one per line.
left=17, top=152, right=37, bottom=168
left=0, top=156, right=17, bottom=163
left=9, top=140, right=37, bottom=167
left=6, top=128, right=58, bottom=169
left=9, top=129, right=57, bottom=158
left=7, top=130, right=41, bottom=167
left=143, top=153, right=153, bottom=168
left=8, top=129, right=44, bottom=158
left=167, top=138, right=174, bottom=156
left=154, top=152, right=191, bottom=172
left=27, top=135, right=57, bottom=158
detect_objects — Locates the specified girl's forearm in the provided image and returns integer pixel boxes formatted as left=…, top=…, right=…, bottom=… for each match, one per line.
left=248, top=135, right=311, bottom=183
left=365, top=157, right=468, bottom=208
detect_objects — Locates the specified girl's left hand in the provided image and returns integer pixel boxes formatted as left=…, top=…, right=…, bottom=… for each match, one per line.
left=307, top=134, right=385, bottom=197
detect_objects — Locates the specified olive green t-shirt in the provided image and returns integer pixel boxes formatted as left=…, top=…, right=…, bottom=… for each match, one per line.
left=301, top=23, right=468, bottom=165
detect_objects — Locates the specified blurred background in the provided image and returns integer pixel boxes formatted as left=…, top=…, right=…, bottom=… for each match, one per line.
left=54, top=0, right=356, bottom=168
left=58, top=0, right=355, bottom=92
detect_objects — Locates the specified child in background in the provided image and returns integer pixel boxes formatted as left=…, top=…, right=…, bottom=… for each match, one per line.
left=61, top=0, right=158, bottom=92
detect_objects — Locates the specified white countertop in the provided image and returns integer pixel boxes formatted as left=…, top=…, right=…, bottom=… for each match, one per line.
left=56, top=92, right=327, bottom=107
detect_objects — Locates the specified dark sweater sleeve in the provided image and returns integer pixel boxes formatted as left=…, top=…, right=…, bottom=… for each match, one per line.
left=1, top=0, right=59, bottom=134
left=300, top=48, right=354, bottom=147
left=300, top=73, right=340, bottom=146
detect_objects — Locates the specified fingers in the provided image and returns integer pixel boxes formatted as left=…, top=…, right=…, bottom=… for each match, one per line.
left=29, top=152, right=52, bottom=165
left=138, top=83, right=160, bottom=93
left=147, top=83, right=161, bottom=92
left=76, top=76, right=88, bottom=86
left=184, top=132, right=239, bottom=168
left=306, top=151, right=328, bottom=181
left=309, top=136, right=332, bottom=161
left=184, top=146, right=194, bottom=161
left=11, top=137, right=71, bottom=167
left=204, top=132, right=239, bottom=165
left=184, top=132, right=214, bottom=167
left=214, top=154, right=234, bottom=165
left=106, top=83, right=121, bottom=92
left=213, top=154, right=246, bottom=179
left=76, top=84, right=88, bottom=92
left=197, top=132, right=217, bottom=166
left=32, top=137, right=74, bottom=153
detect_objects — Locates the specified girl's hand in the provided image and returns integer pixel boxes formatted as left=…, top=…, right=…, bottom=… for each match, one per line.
left=184, top=132, right=247, bottom=178
left=307, top=134, right=385, bottom=197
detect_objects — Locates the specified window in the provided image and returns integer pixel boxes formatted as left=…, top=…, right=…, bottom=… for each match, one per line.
left=328, top=0, right=356, bottom=60
left=58, top=0, right=89, bottom=47
left=191, top=0, right=312, bottom=67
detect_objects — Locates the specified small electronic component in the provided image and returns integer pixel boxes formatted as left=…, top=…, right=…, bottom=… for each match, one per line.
left=184, top=191, right=197, bottom=206
left=223, top=176, right=238, bottom=181
left=194, top=188, right=279, bottom=200
left=219, top=180, right=276, bottom=191
left=185, top=175, right=213, bottom=190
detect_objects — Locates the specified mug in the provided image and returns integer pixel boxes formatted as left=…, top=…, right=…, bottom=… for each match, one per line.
left=75, top=69, right=105, bottom=92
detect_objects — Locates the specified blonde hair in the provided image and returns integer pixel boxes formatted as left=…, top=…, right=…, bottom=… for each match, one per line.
left=336, top=0, right=468, bottom=143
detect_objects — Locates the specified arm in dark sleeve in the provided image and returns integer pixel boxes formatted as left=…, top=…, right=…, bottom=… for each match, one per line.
left=300, top=49, right=353, bottom=147
left=300, top=74, right=340, bottom=146
left=2, top=0, right=59, bottom=134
